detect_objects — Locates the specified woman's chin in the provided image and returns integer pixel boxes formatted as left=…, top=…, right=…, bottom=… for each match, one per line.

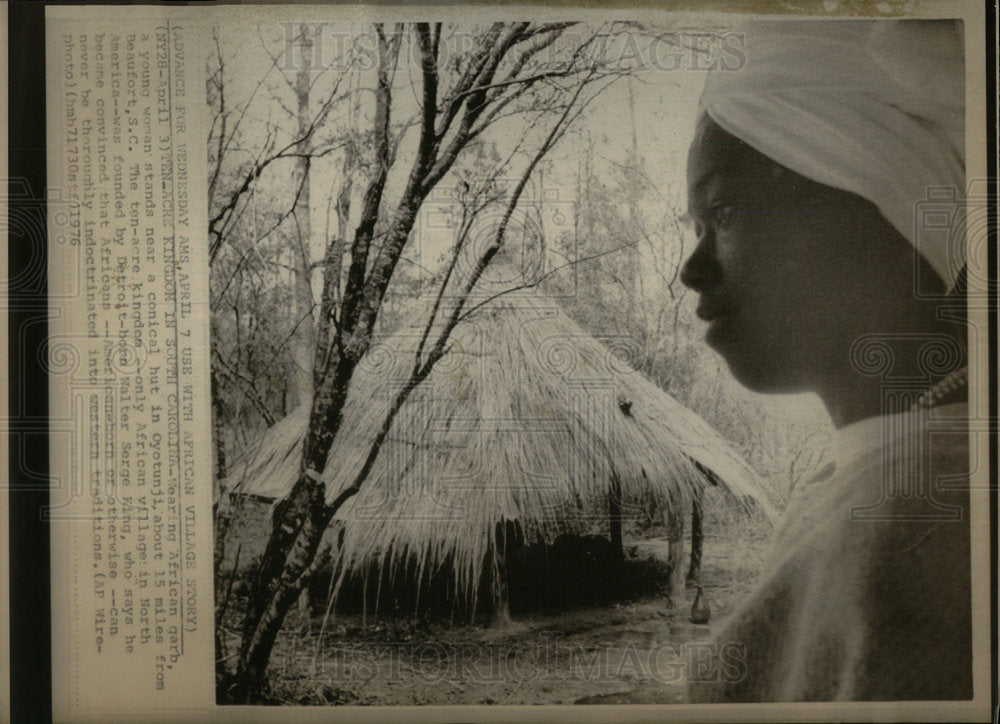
left=710, top=331, right=798, bottom=393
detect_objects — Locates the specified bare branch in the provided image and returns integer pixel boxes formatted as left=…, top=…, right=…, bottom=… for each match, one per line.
left=336, top=24, right=402, bottom=344
left=457, top=239, right=639, bottom=325
left=208, top=29, right=229, bottom=201
left=421, top=68, right=597, bottom=375
left=213, top=349, right=277, bottom=427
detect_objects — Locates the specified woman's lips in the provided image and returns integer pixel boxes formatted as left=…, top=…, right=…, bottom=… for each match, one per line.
left=696, top=299, right=733, bottom=349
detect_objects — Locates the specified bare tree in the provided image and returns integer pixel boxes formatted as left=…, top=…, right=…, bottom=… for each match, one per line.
left=207, top=23, right=360, bottom=679
left=218, top=21, right=627, bottom=702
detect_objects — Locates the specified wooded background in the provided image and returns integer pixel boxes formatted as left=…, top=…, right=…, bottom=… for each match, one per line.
left=206, top=21, right=832, bottom=701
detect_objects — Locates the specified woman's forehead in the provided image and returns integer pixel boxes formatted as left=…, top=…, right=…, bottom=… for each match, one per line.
left=688, top=116, right=788, bottom=199
left=687, top=117, right=752, bottom=191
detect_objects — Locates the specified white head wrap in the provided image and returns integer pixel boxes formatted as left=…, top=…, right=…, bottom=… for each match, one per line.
left=698, top=20, right=965, bottom=289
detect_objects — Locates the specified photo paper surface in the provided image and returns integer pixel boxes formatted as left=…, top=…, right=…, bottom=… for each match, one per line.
left=42, top=3, right=993, bottom=720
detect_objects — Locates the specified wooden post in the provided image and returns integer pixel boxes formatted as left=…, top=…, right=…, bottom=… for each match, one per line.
left=492, top=520, right=521, bottom=626
left=493, top=573, right=512, bottom=627
left=687, top=500, right=703, bottom=585
left=666, top=505, right=686, bottom=607
left=608, top=469, right=625, bottom=597
left=609, top=471, right=624, bottom=561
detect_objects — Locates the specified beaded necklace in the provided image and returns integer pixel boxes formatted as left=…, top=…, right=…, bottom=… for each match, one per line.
left=909, top=366, right=969, bottom=411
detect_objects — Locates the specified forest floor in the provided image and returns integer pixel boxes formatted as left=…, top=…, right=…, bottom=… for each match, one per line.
left=217, top=511, right=772, bottom=706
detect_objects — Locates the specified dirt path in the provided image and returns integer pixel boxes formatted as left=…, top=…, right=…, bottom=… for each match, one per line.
left=243, top=528, right=770, bottom=706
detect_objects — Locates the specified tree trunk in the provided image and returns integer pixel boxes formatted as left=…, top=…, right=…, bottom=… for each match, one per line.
left=211, top=365, right=230, bottom=577
left=211, top=366, right=228, bottom=485
left=225, top=306, right=413, bottom=701
left=687, top=499, right=703, bottom=585
left=223, top=473, right=333, bottom=702
left=219, top=22, right=596, bottom=701
left=225, top=349, right=356, bottom=702
left=224, top=30, right=406, bottom=694
left=290, top=22, right=316, bottom=410
left=625, top=77, right=642, bottom=316
left=211, top=366, right=233, bottom=684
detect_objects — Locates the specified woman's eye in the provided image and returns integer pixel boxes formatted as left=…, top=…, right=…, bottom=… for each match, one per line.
left=711, top=204, right=735, bottom=229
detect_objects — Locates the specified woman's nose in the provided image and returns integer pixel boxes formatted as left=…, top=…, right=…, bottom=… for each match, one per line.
left=680, top=234, right=720, bottom=292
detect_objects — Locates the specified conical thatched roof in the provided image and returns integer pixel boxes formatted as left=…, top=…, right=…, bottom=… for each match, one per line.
left=225, top=290, right=774, bottom=610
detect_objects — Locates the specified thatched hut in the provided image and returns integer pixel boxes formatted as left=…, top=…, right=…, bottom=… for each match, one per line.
left=223, top=290, right=773, bottom=618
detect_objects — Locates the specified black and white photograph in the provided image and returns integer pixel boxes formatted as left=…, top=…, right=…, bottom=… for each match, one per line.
left=21, top=1, right=995, bottom=720
left=205, top=13, right=982, bottom=708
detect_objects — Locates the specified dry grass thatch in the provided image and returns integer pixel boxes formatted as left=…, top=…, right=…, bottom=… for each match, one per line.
left=224, top=289, right=774, bottom=612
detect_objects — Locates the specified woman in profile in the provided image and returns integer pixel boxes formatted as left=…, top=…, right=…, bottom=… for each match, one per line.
left=681, top=20, right=972, bottom=701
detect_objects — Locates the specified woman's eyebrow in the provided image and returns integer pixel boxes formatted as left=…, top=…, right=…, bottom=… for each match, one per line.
left=689, top=177, right=732, bottom=217
left=689, top=168, right=720, bottom=198
left=691, top=164, right=738, bottom=203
